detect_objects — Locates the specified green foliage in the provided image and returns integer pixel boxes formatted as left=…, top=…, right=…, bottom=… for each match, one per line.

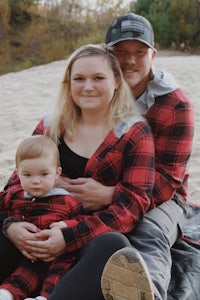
left=132, top=0, right=200, bottom=50
left=134, top=0, right=155, bottom=14
left=0, top=0, right=130, bottom=75
left=1, top=0, right=199, bottom=75
left=7, top=0, right=40, bottom=25
left=168, top=0, right=199, bottom=49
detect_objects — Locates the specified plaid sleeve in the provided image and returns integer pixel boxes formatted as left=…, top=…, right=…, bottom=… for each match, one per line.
left=1, top=169, right=23, bottom=228
left=32, top=117, right=47, bottom=135
left=147, top=89, right=194, bottom=206
left=0, top=186, right=23, bottom=228
left=61, top=122, right=155, bottom=252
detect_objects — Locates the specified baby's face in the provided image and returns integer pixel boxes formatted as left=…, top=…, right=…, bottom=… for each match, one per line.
left=17, top=154, right=61, bottom=197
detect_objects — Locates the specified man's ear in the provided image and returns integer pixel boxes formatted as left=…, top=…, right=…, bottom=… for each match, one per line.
left=152, top=48, right=157, bottom=59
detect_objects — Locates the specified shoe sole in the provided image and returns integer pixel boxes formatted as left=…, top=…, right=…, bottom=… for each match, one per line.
left=101, top=247, right=154, bottom=300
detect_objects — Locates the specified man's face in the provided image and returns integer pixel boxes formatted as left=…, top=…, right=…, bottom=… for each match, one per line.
left=112, top=40, right=157, bottom=97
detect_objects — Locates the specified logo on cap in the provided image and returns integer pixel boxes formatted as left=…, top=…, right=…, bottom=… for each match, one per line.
left=121, top=20, right=144, bottom=36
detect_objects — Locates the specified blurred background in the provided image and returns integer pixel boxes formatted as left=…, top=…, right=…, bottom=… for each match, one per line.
left=0, top=0, right=200, bottom=75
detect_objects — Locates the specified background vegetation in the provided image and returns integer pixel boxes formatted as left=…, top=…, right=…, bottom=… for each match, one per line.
left=0, top=0, right=199, bottom=75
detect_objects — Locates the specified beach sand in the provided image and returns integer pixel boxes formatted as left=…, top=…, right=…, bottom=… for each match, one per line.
left=0, top=53, right=200, bottom=204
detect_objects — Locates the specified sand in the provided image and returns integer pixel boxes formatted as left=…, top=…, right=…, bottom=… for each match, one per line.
left=0, top=53, right=200, bottom=204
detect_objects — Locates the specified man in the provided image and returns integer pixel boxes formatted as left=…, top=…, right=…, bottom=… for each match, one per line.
left=101, top=12, right=194, bottom=300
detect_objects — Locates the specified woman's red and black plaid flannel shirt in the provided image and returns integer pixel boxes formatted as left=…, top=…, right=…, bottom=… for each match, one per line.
left=0, top=117, right=155, bottom=253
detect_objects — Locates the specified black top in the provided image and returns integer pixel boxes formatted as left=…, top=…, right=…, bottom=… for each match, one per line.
left=58, top=136, right=88, bottom=178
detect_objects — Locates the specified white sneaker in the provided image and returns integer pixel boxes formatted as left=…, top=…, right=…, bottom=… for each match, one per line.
left=101, top=247, right=154, bottom=300
left=24, top=297, right=46, bottom=300
left=0, top=289, right=14, bottom=300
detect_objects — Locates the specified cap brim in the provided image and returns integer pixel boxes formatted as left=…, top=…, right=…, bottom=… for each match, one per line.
left=107, top=37, right=154, bottom=49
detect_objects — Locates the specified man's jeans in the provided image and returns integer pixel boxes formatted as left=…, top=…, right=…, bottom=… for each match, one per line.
left=127, top=198, right=188, bottom=300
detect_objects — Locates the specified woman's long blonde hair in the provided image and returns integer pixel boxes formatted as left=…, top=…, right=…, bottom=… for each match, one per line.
left=48, top=44, right=140, bottom=143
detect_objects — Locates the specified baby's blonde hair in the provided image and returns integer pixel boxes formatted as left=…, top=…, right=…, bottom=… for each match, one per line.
left=15, top=135, right=60, bottom=168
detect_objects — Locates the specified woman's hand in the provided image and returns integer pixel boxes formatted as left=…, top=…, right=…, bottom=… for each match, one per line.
left=57, top=177, right=115, bottom=211
left=24, top=228, right=67, bottom=262
left=7, top=221, right=39, bottom=260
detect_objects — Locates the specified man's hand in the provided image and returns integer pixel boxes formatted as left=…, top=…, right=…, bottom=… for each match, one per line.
left=60, top=177, right=115, bottom=211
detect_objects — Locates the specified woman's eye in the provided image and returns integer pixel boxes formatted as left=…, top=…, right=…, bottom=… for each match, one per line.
left=95, top=76, right=104, bottom=81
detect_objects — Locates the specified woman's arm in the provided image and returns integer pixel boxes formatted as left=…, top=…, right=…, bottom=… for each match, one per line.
left=22, top=227, right=67, bottom=262
left=6, top=221, right=40, bottom=260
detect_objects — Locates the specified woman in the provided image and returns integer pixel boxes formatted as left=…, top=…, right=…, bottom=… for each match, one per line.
left=1, top=44, right=155, bottom=300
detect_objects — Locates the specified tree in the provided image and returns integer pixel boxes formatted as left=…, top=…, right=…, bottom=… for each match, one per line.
left=0, top=0, right=11, bottom=67
left=134, top=0, right=154, bottom=14
left=168, top=0, right=199, bottom=50
left=131, top=0, right=199, bottom=50
left=0, top=0, right=9, bottom=31
left=8, top=0, right=39, bottom=24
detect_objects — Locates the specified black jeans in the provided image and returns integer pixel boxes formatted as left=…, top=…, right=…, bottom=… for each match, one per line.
left=0, top=233, right=47, bottom=296
left=48, top=200, right=187, bottom=300
left=0, top=233, right=23, bottom=283
left=48, top=232, right=131, bottom=300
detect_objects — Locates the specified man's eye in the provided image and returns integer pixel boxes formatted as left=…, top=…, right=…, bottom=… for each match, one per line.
left=114, top=50, right=125, bottom=55
left=136, top=50, right=147, bottom=55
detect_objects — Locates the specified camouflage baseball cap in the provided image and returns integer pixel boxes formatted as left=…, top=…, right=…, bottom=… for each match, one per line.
left=105, top=13, right=154, bottom=49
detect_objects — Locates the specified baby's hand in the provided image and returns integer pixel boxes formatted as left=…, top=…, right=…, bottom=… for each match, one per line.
left=49, top=221, right=67, bottom=229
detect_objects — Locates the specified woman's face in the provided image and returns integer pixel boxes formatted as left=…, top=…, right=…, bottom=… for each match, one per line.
left=70, top=56, right=119, bottom=113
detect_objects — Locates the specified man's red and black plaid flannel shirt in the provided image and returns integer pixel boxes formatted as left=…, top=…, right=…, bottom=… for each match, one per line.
left=144, top=87, right=194, bottom=207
